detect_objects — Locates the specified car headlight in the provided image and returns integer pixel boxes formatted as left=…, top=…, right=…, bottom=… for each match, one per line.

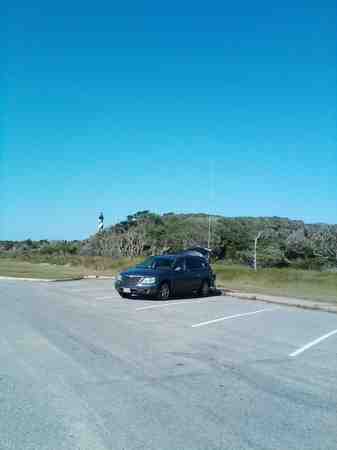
left=137, top=277, right=156, bottom=285
left=117, top=274, right=122, bottom=281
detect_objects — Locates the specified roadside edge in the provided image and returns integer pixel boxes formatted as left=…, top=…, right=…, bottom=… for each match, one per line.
left=0, top=275, right=115, bottom=282
left=219, top=287, right=337, bottom=315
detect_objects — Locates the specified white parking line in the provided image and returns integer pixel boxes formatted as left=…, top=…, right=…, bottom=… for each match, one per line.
left=289, top=329, right=337, bottom=357
left=67, top=289, right=92, bottom=293
left=96, top=296, right=116, bottom=300
left=136, top=299, right=212, bottom=311
left=68, top=289, right=110, bottom=293
left=191, top=307, right=279, bottom=328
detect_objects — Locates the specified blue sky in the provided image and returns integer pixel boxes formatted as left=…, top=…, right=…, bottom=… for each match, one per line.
left=2, top=1, right=336, bottom=240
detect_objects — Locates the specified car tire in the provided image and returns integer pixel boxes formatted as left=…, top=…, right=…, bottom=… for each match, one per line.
left=119, top=293, right=130, bottom=299
left=157, top=282, right=170, bottom=300
left=199, top=280, right=209, bottom=297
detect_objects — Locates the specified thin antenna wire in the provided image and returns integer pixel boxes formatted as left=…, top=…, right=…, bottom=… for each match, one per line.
left=207, top=160, right=214, bottom=250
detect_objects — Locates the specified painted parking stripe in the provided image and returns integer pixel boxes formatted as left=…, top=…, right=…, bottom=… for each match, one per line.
left=191, top=307, right=279, bottom=328
left=68, top=289, right=111, bottom=293
left=289, top=329, right=337, bottom=357
left=136, top=299, right=215, bottom=311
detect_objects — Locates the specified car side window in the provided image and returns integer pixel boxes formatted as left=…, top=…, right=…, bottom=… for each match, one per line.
left=173, top=257, right=185, bottom=271
left=154, top=258, right=173, bottom=269
left=186, top=257, right=203, bottom=271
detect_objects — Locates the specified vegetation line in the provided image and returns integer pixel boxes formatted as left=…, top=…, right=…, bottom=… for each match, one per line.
left=1, top=211, right=336, bottom=303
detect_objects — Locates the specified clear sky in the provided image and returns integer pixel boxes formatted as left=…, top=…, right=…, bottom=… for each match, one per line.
left=2, top=1, right=336, bottom=240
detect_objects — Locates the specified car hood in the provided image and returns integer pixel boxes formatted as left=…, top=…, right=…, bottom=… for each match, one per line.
left=121, top=268, right=160, bottom=277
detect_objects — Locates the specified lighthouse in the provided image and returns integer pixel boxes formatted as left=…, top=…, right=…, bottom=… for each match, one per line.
left=98, top=212, right=104, bottom=233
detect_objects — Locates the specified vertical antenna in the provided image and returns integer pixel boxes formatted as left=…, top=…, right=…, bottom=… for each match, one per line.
left=207, top=160, right=214, bottom=250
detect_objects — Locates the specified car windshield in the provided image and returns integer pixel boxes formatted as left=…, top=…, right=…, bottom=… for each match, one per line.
left=136, top=257, right=173, bottom=269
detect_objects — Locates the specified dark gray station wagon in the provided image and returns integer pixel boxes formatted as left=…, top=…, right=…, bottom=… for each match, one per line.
left=115, top=254, right=216, bottom=300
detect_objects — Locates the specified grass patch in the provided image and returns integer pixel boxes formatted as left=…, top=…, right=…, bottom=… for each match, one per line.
left=1, top=255, right=336, bottom=304
left=0, top=256, right=142, bottom=280
left=0, top=259, right=86, bottom=280
left=214, top=263, right=337, bottom=304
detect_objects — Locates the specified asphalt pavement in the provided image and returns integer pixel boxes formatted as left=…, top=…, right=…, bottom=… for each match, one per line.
left=0, top=279, right=336, bottom=450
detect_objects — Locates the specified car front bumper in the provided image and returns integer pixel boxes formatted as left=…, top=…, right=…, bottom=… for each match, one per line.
left=114, top=281, right=159, bottom=297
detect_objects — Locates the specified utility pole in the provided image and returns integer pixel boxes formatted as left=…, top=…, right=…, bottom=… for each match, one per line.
left=253, top=231, right=263, bottom=271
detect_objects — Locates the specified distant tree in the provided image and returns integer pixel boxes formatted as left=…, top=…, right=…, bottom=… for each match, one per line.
left=285, top=230, right=314, bottom=260
left=309, top=227, right=337, bottom=266
left=79, top=215, right=336, bottom=268
left=215, top=220, right=251, bottom=260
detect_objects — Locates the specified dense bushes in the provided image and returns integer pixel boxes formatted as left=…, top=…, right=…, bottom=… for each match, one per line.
left=77, top=213, right=337, bottom=269
left=1, top=212, right=336, bottom=270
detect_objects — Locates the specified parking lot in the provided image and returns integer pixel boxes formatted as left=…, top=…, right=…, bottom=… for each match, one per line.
left=1, top=279, right=336, bottom=450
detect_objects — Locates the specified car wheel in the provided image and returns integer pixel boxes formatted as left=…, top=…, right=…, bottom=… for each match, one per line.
left=199, top=280, right=209, bottom=297
left=157, top=282, right=170, bottom=300
left=119, top=293, right=130, bottom=299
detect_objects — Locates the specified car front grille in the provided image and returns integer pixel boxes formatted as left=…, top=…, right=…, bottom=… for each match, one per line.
left=122, top=275, right=143, bottom=287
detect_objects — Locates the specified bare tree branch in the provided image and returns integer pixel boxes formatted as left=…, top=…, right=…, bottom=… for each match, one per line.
left=308, top=227, right=337, bottom=265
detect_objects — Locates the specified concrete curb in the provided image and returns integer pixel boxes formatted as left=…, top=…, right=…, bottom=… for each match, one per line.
left=0, top=275, right=84, bottom=282
left=0, top=275, right=115, bottom=282
left=219, top=287, right=337, bottom=315
left=0, top=276, right=52, bottom=282
left=83, top=275, right=115, bottom=280
left=51, top=277, right=85, bottom=282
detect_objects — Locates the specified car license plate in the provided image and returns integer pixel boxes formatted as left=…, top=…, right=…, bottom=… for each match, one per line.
left=122, top=288, right=131, bottom=293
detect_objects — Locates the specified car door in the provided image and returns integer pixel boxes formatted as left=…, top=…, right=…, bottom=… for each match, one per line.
left=171, top=257, right=187, bottom=296
left=184, top=257, right=203, bottom=294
